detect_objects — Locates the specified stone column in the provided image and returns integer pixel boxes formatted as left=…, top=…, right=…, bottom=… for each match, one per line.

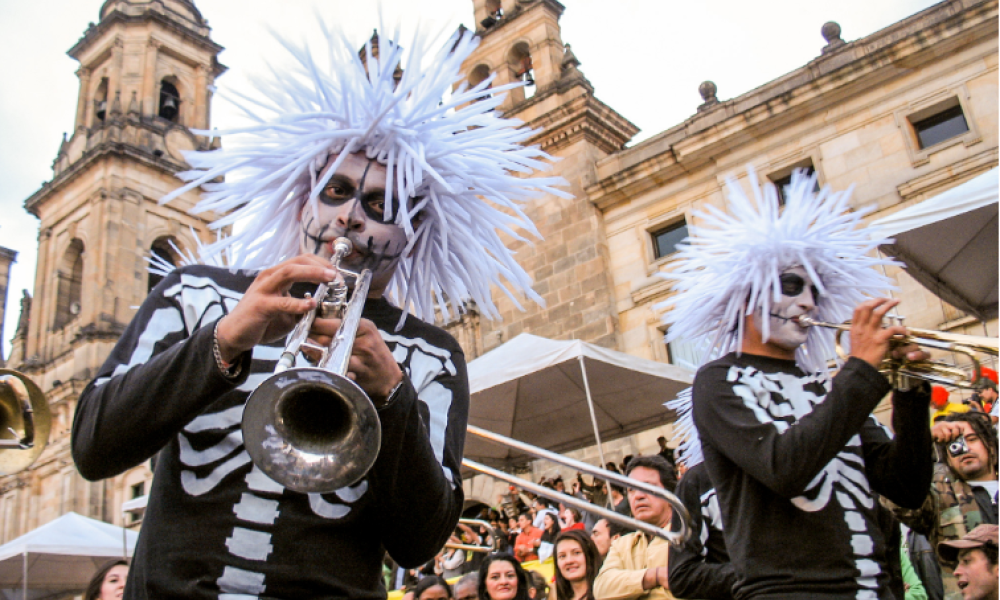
left=195, top=63, right=209, bottom=130
left=74, top=67, right=91, bottom=129
left=142, top=38, right=160, bottom=118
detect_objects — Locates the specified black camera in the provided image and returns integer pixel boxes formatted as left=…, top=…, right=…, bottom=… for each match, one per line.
left=948, top=435, right=970, bottom=457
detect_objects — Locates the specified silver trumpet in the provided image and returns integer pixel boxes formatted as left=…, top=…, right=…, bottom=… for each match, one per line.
left=242, top=237, right=382, bottom=494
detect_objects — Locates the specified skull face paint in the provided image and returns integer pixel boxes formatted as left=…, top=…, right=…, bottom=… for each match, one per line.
left=299, top=152, right=408, bottom=296
left=753, top=265, right=818, bottom=352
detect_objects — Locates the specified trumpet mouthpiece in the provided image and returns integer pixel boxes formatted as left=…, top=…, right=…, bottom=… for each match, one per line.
left=332, top=237, right=353, bottom=257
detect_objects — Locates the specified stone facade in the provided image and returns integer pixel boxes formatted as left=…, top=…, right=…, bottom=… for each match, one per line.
left=0, top=0, right=225, bottom=540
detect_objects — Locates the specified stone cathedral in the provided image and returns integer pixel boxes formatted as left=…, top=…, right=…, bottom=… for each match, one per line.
left=1, top=0, right=996, bottom=546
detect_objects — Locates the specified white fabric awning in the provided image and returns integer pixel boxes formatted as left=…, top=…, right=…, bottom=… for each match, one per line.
left=0, top=512, right=138, bottom=590
left=871, top=168, right=998, bottom=320
left=466, top=333, right=692, bottom=467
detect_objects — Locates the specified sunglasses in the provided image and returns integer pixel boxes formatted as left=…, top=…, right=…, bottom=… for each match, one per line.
left=779, top=273, right=820, bottom=302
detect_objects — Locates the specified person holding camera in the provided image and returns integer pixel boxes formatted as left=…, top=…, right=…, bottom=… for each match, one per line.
left=886, top=411, right=998, bottom=599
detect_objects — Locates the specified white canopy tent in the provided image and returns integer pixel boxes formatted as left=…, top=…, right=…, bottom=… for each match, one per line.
left=465, top=333, right=693, bottom=469
left=871, top=168, right=998, bottom=320
left=0, top=512, right=138, bottom=599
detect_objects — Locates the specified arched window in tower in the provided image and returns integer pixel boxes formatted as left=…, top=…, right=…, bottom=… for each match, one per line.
left=481, top=0, right=504, bottom=29
left=147, top=237, right=178, bottom=293
left=158, top=79, right=181, bottom=122
left=94, top=78, right=109, bottom=123
left=509, top=42, right=535, bottom=99
left=54, top=239, right=84, bottom=329
left=469, top=64, right=493, bottom=103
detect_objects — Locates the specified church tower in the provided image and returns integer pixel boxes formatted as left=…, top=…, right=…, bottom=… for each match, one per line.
left=450, top=0, right=638, bottom=357
left=2, top=0, right=225, bottom=537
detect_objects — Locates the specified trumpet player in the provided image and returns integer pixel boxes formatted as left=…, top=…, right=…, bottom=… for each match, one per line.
left=72, top=24, right=565, bottom=600
left=658, top=169, right=934, bottom=599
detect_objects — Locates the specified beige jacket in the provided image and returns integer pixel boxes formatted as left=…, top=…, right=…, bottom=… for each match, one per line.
left=593, top=532, right=676, bottom=600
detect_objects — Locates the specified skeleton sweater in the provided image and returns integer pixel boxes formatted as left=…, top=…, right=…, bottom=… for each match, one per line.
left=668, top=462, right=735, bottom=599
left=72, top=265, right=469, bottom=599
left=692, top=353, right=931, bottom=600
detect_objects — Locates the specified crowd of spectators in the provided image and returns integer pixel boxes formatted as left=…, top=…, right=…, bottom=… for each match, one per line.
left=392, top=386, right=997, bottom=600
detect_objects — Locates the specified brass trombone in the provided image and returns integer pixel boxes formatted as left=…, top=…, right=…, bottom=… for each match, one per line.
left=463, top=425, right=692, bottom=546
left=797, top=316, right=998, bottom=389
left=242, top=237, right=381, bottom=494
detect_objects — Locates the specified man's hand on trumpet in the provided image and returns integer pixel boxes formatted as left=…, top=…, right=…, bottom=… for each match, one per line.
left=848, top=298, right=930, bottom=368
left=307, top=314, right=404, bottom=407
left=216, top=254, right=338, bottom=364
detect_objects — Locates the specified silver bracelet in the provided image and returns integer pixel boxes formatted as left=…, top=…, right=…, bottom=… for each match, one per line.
left=213, top=320, right=242, bottom=379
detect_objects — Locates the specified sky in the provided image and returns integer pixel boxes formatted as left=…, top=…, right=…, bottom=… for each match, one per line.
left=0, top=0, right=939, bottom=357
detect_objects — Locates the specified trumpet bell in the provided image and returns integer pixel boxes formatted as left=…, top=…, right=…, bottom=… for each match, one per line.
left=242, top=367, right=381, bottom=494
left=0, top=369, right=51, bottom=475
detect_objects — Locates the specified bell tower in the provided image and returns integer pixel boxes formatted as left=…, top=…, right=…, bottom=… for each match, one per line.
left=454, top=0, right=639, bottom=354
left=2, top=0, right=226, bottom=536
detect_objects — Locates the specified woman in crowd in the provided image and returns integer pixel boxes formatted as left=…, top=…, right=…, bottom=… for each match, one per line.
left=552, top=530, right=600, bottom=600
left=539, top=512, right=562, bottom=561
left=412, top=576, right=453, bottom=600
left=84, top=559, right=129, bottom=600
left=440, top=537, right=466, bottom=579
left=559, top=507, right=585, bottom=532
left=479, top=553, right=530, bottom=600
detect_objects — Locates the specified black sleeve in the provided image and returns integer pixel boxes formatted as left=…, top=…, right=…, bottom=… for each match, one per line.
left=369, top=344, right=469, bottom=568
left=668, top=470, right=736, bottom=599
left=72, top=270, right=250, bottom=480
left=693, top=357, right=892, bottom=499
left=860, top=383, right=933, bottom=509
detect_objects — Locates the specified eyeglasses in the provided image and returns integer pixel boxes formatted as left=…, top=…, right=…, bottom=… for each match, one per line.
left=779, top=273, right=820, bottom=302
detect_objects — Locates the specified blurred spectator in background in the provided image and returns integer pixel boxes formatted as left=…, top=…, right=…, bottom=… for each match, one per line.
left=560, top=507, right=586, bottom=532
left=655, top=437, right=675, bottom=468
left=454, top=572, right=480, bottom=600
left=526, top=570, right=549, bottom=599
left=533, top=498, right=559, bottom=529
left=84, top=559, right=129, bottom=600
left=553, top=529, right=601, bottom=600
left=413, top=576, right=453, bottom=600
left=594, top=455, right=677, bottom=600
left=515, top=512, right=543, bottom=563
left=938, top=524, right=998, bottom=600
left=539, top=513, right=562, bottom=562
left=591, top=518, right=624, bottom=566
left=479, top=554, right=531, bottom=600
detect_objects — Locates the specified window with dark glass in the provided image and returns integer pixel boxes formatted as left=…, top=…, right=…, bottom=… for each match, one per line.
left=652, top=220, right=688, bottom=260
left=131, top=482, right=145, bottom=499
left=911, top=104, right=969, bottom=149
left=771, top=165, right=818, bottom=206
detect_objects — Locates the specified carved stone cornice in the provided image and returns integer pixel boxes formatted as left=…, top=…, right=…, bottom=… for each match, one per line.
left=517, top=84, right=638, bottom=156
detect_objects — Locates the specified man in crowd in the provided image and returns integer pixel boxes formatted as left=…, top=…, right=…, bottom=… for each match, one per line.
left=938, top=525, right=998, bottom=600
left=532, top=497, right=559, bottom=529
left=454, top=572, right=480, bottom=600
left=661, top=170, right=933, bottom=598
left=594, top=455, right=677, bottom=600
left=655, top=437, right=675, bottom=468
left=71, top=24, right=564, bottom=599
left=611, top=483, right=630, bottom=519
left=888, top=411, right=998, bottom=599
left=515, top=512, right=543, bottom=563
left=591, top=518, right=623, bottom=564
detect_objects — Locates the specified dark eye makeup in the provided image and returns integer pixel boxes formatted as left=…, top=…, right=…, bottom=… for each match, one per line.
left=779, top=273, right=820, bottom=302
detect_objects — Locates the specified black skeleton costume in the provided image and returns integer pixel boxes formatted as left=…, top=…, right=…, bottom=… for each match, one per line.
left=74, top=266, right=468, bottom=598
left=72, top=20, right=566, bottom=600
left=657, top=170, right=933, bottom=599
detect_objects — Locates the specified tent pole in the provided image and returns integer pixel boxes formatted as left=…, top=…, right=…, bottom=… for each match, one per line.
left=578, top=355, right=613, bottom=508
left=22, top=550, right=26, bottom=600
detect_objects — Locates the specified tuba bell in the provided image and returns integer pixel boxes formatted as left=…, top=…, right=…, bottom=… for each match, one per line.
left=242, top=238, right=381, bottom=494
left=0, top=369, right=51, bottom=475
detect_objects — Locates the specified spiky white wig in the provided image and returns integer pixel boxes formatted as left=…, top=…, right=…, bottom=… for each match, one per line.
left=657, top=168, right=897, bottom=373
left=159, top=24, right=569, bottom=323
left=664, top=387, right=702, bottom=469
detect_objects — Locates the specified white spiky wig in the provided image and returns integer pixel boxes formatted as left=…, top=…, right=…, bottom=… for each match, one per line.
left=657, top=168, right=897, bottom=373
left=664, top=388, right=702, bottom=469
left=159, top=23, right=569, bottom=324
